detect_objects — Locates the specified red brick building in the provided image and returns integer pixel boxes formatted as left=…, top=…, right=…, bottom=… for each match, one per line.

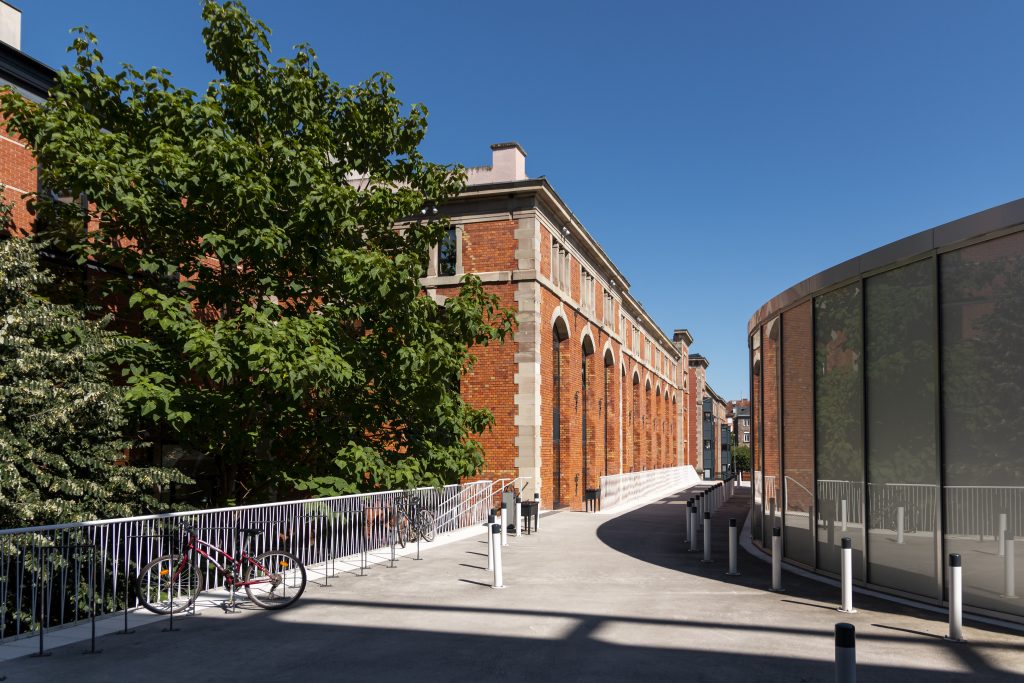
left=0, top=3, right=51, bottom=236
left=426, top=143, right=694, bottom=510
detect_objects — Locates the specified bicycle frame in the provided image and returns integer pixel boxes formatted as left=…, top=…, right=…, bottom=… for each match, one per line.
left=172, top=532, right=277, bottom=589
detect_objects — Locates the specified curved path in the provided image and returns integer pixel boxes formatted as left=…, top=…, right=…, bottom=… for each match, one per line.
left=3, top=484, right=1022, bottom=682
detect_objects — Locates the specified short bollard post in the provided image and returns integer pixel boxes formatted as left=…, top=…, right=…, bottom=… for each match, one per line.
left=835, top=623, right=856, bottom=683
left=689, top=503, right=699, bottom=552
left=491, top=523, right=504, bottom=589
left=770, top=527, right=784, bottom=592
left=701, top=512, right=712, bottom=563
left=947, top=553, right=964, bottom=642
left=998, top=513, right=1007, bottom=557
left=896, top=506, right=905, bottom=545
left=486, top=510, right=495, bottom=571
left=839, top=537, right=856, bottom=613
left=726, top=518, right=740, bottom=576
left=500, top=503, right=509, bottom=547
left=683, top=500, right=690, bottom=543
left=534, top=493, right=541, bottom=531
left=841, top=499, right=848, bottom=532
left=515, top=496, right=522, bottom=537
left=1004, top=535, right=1017, bottom=599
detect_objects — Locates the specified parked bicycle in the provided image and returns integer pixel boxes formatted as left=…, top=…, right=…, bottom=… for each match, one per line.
left=135, top=522, right=307, bottom=614
left=395, top=493, right=437, bottom=545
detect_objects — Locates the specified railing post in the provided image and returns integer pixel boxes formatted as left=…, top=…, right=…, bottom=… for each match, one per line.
left=998, top=513, right=1007, bottom=557
left=770, top=527, right=784, bottom=592
left=841, top=498, right=848, bottom=532
left=769, top=496, right=776, bottom=532
left=683, top=500, right=690, bottom=544
left=727, top=518, right=740, bottom=576
left=839, top=537, right=856, bottom=613
left=702, top=512, right=712, bottom=563
left=491, top=523, right=504, bottom=589
left=947, top=553, right=964, bottom=642
left=835, top=623, right=857, bottom=683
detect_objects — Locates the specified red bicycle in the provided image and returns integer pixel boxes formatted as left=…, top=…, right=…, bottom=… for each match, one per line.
left=135, top=522, right=307, bottom=614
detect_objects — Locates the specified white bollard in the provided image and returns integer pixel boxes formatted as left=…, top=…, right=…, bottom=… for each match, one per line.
left=1004, top=537, right=1017, bottom=599
left=896, top=507, right=905, bottom=545
left=702, top=512, right=712, bottom=563
left=947, top=553, right=964, bottom=642
left=683, top=500, right=691, bottom=543
left=835, top=623, right=857, bottom=683
left=998, top=513, right=1007, bottom=557
left=839, top=537, right=856, bottom=613
left=727, top=518, right=740, bottom=576
left=534, top=493, right=540, bottom=531
left=689, top=504, right=699, bottom=552
left=515, top=497, right=522, bottom=537
left=500, top=503, right=509, bottom=547
left=486, top=510, right=495, bottom=571
left=841, top=499, right=848, bottom=532
left=770, top=527, right=784, bottom=592
left=491, top=523, right=504, bottom=589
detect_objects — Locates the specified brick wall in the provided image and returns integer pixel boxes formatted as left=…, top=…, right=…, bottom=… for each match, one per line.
left=782, top=302, right=814, bottom=513
left=1, top=116, right=38, bottom=235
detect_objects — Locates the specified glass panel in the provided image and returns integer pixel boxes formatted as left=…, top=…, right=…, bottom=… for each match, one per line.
left=941, top=231, right=1024, bottom=618
left=783, top=302, right=815, bottom=566
left=762, top=318, right=781, bottom=547
left=814, top=283, right=865, bottom=578
left=865, top=260, right=939, bottom=597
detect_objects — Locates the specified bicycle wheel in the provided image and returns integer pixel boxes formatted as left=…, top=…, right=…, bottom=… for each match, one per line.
left=135, top=554, right=204, bottom=615
left=395, top=513, right=410, bottom=549
left=417, top=510, right=437, bottom=542
left=243, top=550, right=306, bottom=609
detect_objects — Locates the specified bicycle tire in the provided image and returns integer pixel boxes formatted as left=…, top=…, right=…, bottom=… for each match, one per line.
left=135, top=554, right=204, bottom=615
left=417, top=510, right=437, bottom=542
left=243, top=550, right=306, bottom=609
left=395, top=513, right=410, bottom=549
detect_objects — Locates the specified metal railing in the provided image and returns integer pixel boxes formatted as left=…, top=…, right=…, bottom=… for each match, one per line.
left=0, top=481, right=493, bottom=642
left=810, top=480, right=1024, bottom=538
left=600, top=466, right=699, bottom=510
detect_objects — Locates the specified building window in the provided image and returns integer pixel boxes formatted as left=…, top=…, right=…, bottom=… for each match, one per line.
left=743, top=432, right=750, bottom=443
left=438, top=228, right=457, bottom=276
left=551, top=237, right=571, bottom=293
left=580, top=268, right=595, bottom=314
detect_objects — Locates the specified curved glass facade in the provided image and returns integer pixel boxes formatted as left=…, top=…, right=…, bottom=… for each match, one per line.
left=749, top=201, right=1024, bottom=622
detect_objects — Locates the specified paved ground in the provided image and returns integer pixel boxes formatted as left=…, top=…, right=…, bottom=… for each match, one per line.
left=2, top=483, right=1023, bottom=682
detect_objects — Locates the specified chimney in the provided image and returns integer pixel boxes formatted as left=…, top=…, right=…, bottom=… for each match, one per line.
left=490, top=142, right=527, bottom=181
left=0, top=1, right=20, bottom=50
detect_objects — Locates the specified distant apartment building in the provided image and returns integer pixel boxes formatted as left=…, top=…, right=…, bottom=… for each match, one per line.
left=728, top=399, right=751, bottom=447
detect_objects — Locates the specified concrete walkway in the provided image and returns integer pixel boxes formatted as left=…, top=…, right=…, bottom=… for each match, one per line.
left=3, top=484, right=1023, bottom=682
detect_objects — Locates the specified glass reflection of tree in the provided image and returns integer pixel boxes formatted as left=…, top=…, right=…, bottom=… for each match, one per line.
left=815, top=284, right=863, bottom=483
left=866, top=261, right=935, bottom=486
left=942, top=237, right=1024, bottom=487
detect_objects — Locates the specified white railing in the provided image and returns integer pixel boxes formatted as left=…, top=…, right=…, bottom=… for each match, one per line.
left=600, top=466, right=699, bottom=510
left=0, top=481, right=493, bottom=642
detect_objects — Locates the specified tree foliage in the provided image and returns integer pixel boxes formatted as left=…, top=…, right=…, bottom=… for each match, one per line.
left=1, top=0, right=514, bottom=504
left=0, top=234, right=188, bottom=527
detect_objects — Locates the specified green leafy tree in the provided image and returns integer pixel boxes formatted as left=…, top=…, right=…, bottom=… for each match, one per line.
left=0, top=233, right=187, bottom=527
left=732, top=443, right=751, bottom=472
left=1, top=1, right=513, bottom=504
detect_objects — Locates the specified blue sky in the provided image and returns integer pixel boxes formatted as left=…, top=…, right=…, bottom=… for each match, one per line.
left=21, top=1, right=1024, bottom=399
